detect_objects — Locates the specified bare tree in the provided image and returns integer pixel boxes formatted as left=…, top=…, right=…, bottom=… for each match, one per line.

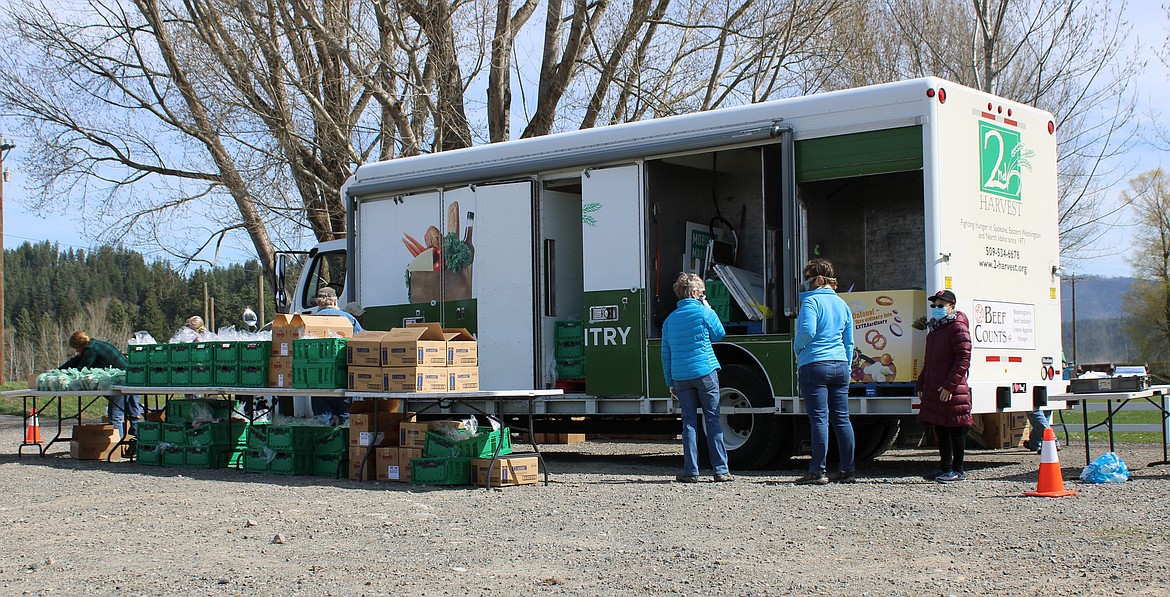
left=1124, top=169, right=1170, bottom=361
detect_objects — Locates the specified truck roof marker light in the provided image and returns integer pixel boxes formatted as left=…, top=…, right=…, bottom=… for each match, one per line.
left=987, top=102, right=993, bottom=111
left=926, top=88, right=936, bottom=98
left=938, top=88, right=946, bottom=103
left=1048, top=121, right=1055, bottom=134
left=997, top=105, right=1003, bottom=114
left=1007, top=108, right=1012, bottom=117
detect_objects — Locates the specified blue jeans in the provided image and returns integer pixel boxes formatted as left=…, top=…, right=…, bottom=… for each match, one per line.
left=1025, top=409, right=1052, bottom=449
left=675, top=371, right=729, bottom=476
left=799, top=361, right=855, bottom=473
left=108, top=394, right=142, bottom=438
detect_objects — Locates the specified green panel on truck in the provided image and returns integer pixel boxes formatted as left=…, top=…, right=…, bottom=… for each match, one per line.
left=440, top=299, right=477, bottom=333
left=362, top=303, right=442, bottom=331
left=583, top=289, right=645, bottom=396
left=647, top=334, right=797, bottom=398
left=795, top=125, right=923, bottom=183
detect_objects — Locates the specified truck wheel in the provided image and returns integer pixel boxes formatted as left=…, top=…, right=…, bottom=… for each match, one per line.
left=715, top=364, right=784, bottom=470
left=851, top=419, right=900, bottom=463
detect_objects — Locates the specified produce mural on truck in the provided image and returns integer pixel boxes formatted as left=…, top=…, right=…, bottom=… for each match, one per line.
left=401, top=199, right=476, bottom=303
left=841, top=290, right=927, bottom=384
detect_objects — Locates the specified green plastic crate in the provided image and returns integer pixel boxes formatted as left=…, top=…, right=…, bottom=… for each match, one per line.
left=239, top=341, right=271, bottom=364
left=246, top=424, right=271, bottom=450
left=127, top=344, right=151, bottom=365
left=186, top=421, right=246, bottom=448
left=190, top=364, right=213, bottom=386
left=270, top=451, right=315, bottom=475
left=243, top=449, right=271, bottom=473
left=239, top=364, right=268, bottom=388
left=266, top=425, right=329, bottom=450
left=136, top=442, right=162, bottom=466
left=425, top=427, right=512, bottom=459
left=136, top=421, right=163, bottom=443
left=225, top=450, right=244, bottom=468
left=556, top=360, right=584, bottom=379
left=292, top=337, right=349, bottom=364
left=292, top=363, right=347, bottom=389
left=169, top=343, right=191, bottom=364
left=312, top=451, right=348, bottom=478
left=314, top=427, right=348, bottom=454
left=555, top=320, right=584, bottom=342
left=214, top=365, right=240, bottom=387
left=147, top=366, right=170, bottom=387
left=169, top=366, right=191, bottom=387
left=166, top=399, right=233, bottom=423
left=125, top=366, right=147, bottom=386
left=212, top=341, right=240, bottom=365
left=185, top=446, right=229, bottom=468
left=148, top=344, right=171, bottom=365
left=162, top=445, right=187, bottom=466
left=411, top=457, right=472, bottom=485
left=189, top=342, right=214, bottom=366
left=554, top=340, right=584, bottom=360
left=162, top=422, right=188, bottom=446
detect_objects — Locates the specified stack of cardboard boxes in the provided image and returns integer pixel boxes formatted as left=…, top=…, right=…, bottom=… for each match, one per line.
left=347, top=401, right=423, bottom=482
left=346, top=323, right=478, bottom=393
left=269, top=314, right=354, bottom=388
left=70, top=424, right=122, bottom=460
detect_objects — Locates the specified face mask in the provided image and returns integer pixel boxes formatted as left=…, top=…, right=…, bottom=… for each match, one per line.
left=800, top=278, right=814, bottom=292
left=930, top=306, right=948, bottom=321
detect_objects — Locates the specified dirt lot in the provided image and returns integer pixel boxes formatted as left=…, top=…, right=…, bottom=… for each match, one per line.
left=1, top=413, right=1168, bottom=596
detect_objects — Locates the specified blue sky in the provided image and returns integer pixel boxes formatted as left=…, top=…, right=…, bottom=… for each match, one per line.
left=0, top=3, right=1165, bottom=276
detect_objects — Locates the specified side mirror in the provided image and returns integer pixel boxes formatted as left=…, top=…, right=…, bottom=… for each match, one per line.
left=274, top=253, right=289, bottom=312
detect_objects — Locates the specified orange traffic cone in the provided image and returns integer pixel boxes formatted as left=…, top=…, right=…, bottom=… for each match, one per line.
left=24, top=411, right=42, bottom=444
left=1024, top=427, right=1076, bottom=497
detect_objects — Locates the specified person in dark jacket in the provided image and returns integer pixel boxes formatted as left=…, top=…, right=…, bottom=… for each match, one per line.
left=915, top=290, right=973, bottom=483
left=60, top=331, right=141, bottom=438
left=662, top=272, right=731, bottom=483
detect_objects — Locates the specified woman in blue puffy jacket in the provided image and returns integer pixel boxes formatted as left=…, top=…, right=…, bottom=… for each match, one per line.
left=793, top=258, right=857, bottom=485
left=661, top=272, right=731, bottom=483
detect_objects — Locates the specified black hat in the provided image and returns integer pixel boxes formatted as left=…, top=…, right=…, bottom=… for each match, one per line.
left=931, top=289, right=956, bottom=304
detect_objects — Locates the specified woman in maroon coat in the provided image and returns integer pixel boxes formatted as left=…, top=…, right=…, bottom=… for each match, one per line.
left=916, top=290, right=972, bottom=483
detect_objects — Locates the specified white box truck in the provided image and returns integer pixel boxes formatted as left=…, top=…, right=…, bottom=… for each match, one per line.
left=276, top=77, right=1066, bottom=468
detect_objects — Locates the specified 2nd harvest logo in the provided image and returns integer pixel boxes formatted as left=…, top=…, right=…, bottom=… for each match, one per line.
left=979, top=120, right=1034, bottom=200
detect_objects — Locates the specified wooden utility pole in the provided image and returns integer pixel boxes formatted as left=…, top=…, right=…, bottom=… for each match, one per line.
left=0, top=137, right=14, bottom=384
left=258, top=274, right=264, bottom=326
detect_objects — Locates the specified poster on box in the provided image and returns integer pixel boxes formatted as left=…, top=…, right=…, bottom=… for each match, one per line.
left=839, top=290, right=927, bottom=384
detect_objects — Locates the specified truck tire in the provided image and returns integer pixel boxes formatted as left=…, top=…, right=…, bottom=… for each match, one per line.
left=713, top=364, right=785, bottom=470
left=850, top=419, right=900, bottom=463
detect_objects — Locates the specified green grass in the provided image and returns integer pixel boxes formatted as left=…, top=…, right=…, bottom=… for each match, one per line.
left=1053, top=406, right=1166, bottom=443
left=0, top=384, right=173, bottom=420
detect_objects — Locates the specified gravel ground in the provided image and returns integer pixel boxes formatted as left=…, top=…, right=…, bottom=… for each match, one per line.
left=1, top=413, right=1168, bottom=596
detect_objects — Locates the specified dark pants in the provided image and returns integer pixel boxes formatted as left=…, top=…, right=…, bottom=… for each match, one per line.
left=936, top=425, right=969, bottom=472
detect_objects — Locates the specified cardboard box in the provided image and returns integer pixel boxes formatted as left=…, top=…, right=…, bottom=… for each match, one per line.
left=979, top=412, right=1028, bottom=449
left=470, top=455, right=539, bottom=486
left=269, top=356, right=294, bottom=388
left=446, top=367, right=479, bottom=392
left=381, top=323, right=447, bottom=367
left=395, top=448, right=422, bottom=482
left=349, top=410, right=415, bottom=447
left=347, top=366, right=386, bottom=392
left=532, top=433, right=585, bottom=444
left=375, top=446, right=398, bottom=481
left=384, top=366, right=448, bottom=393
left=70, top=425, right=121, bottom=460
left=443, top=328, right=478, bottom=366
left=272, top=314, right=354, bottom=357
left=399, top=422, right=432, bottom=449
left=348, top=447, right=375, bottom=481
left=347, top=331, right=390, bottom=367
left=839, top=290, right=927, bottom=383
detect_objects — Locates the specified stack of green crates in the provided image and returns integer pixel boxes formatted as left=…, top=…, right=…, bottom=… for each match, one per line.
left=312, top=426, right=349, bottom=478
left=136, top=399, right=244, bottom=468
left=238, top=340, right=271, bottom=388
left=292, top=338, right=348, bottom=389
left=555, top=320, right=585, bottom=379
left=413, top=426, right=511, bottom=485
left=212, top=341, right=240, bottom=386
left=244, top=424, right=335, bottom=475
left=189, top=342, right=214, bottom=386
left=126, top=345, right=150, bottom=386
left=147, top=344, right=171, bottom=387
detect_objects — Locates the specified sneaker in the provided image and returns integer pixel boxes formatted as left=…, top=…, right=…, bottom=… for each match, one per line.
left=935, top=471, right=965, bottom=483
left=713, top=473, right=734, bottom=482
left=830, top=470, right=857, bottom=483
left=922, top=468, right=945, bottom=480
left=675, top=475, right=700, bottom=483
left=794, top=471, right=829, bottom=485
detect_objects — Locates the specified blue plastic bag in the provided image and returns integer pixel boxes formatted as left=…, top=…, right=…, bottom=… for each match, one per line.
left=1079, top=452, right=1130, bottom=483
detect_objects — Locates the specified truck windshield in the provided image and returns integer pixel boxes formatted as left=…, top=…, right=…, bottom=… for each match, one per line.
left=301, top=251, right=347, bottom=311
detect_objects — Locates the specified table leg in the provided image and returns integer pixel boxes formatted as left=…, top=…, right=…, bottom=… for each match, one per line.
left=1081, top=397, right=1090, bottom=466
left=17, top=396, right=44, bottom=457
left=1148, top=394, right=1170, bottom=467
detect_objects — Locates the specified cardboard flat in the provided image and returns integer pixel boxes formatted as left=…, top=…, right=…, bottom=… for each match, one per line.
left=269, top=356, right=294, bottom=388
left=375, top=447, right=398, bottom=481
left=442, top=328, right=478, bottom=366
left=348, top=447, right=375, bottom=481
left=385, top=367, right=448, bottom=393
left=347, top=366, right=386, bottom=392
left=381, top=324, right=447, bottom=367
left=347, top=331, right=390, bottom=366
left=70, top=425, right=121, bottom=460
left=399, top=422, right=431, bottom=449
left=349, top=411, right=415, bottom=447
left=446, top=366, right=479, bottom=391
left=470, top=455, right=539, bottom=486
left=394, top=448, right=422, bottom=482
left=273, top=314, right=353, bottom=357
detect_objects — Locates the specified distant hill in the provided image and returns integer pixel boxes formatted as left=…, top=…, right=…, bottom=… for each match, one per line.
left=1058, top=276, right=1136, bottom=364
left=1059, top=276, right=1131, bottom=322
